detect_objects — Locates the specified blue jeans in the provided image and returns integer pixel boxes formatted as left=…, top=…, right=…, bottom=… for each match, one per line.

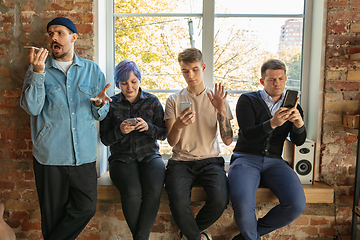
left=228, top=154, right=306, bottom=240
left=109, top=156, right=165, bottom=240
left=165, top=157, right=228, bottom=240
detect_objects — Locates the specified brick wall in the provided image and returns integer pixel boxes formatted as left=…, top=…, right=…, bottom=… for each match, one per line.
left=0, top=0, right=357, bottom=239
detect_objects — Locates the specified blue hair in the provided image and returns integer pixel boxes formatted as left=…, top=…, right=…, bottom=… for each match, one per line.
left=114, top=59, right=142, bottom=88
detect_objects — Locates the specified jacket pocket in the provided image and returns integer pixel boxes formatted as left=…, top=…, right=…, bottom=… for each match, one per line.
left=78, top=85, right=99, bottom=110
left=45, top=84, right=62, bottom=111
left=79, top=85, right=98, bottom=97
left=34, top=123, right=51, bottom=146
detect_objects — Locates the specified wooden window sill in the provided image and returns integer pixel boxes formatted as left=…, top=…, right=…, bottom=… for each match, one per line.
left=97, top=172, right=334, bottom=203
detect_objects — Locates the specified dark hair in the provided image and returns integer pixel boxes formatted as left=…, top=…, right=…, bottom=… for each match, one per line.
left=178, top=48, right=203, bottom=64
left=114, top=59, right=142, bottom=88
left=261, top=59, right=287, bottom=79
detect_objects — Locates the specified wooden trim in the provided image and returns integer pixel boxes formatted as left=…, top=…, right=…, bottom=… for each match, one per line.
left=97, top=174, right=334, bottom=203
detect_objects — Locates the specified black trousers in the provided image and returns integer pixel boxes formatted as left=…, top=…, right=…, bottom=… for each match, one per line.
left=165, top=157, right=228, bottom=240
left=109, top=156, right=165, bottom=240
left=33, top=157, right=97, bottom=240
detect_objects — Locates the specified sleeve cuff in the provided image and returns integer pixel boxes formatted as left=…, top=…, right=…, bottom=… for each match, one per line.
left=31, top=71, right=46, bottom=84
left=293, top=124, right=306, bottom=134
left=262, top=120, right=274, bottom=133
left=92, top=101, right=105, bottom=108
left=114, top=124, right=124, bottom=140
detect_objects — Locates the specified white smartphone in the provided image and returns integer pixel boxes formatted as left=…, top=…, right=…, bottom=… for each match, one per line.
left=126, top=118, right=138, bottom=126
left=24, top=46, right=40, bottom=50
left=24, top=46, right=49, bottom=53
left=180, top=102, right=192, bottom=114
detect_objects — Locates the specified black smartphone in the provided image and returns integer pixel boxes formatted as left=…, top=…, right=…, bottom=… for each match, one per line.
left=281, top=90, right=298, bottom=108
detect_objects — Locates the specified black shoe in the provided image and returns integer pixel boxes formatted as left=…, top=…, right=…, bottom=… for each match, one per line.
left=232, top=233, right=246, bottom=240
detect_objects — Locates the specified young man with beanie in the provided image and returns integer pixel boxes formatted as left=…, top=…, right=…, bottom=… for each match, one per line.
left=20, top=17, right=111, bottom=240
left=164, top=48, right=233, bottom=240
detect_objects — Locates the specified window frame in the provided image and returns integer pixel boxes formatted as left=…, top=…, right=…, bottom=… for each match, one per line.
left=95, top=0, right=327, bottom=180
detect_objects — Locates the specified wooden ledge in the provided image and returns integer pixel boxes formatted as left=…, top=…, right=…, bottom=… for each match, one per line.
left=97, top=173, right=334, bottom=203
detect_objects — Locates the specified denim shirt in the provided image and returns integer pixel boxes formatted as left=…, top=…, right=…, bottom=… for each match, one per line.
left=20, top=54, right=109, bottom=166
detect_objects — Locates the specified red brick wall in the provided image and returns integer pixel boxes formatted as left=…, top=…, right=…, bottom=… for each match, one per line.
left=0, top=0, right=357, bottom=239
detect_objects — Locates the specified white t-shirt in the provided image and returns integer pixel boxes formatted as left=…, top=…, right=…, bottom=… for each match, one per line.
left=164, top=87, right=233, bottom=161
left=55, top=60, right=73, bottom=74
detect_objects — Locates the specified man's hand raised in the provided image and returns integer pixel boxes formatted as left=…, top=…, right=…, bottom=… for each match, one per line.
left=90, top=83, right=112, bottom=106
left=207, top=83, right=228, bottom=114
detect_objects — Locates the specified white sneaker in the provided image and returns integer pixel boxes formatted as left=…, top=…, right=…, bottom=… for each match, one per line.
left=200, top=230, right=212, bottom=240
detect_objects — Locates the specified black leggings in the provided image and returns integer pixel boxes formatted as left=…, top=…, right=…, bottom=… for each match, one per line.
left=109, top=156, right=165, bottom=240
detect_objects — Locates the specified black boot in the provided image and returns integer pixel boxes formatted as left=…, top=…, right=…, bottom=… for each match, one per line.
left=232, top=233, right=246, bottom=240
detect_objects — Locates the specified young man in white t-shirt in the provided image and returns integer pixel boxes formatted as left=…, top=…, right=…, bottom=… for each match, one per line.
left=164, top=48, right=233, bottom=240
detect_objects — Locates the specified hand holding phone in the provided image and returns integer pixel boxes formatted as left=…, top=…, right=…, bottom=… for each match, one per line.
left=281, top=90, right=298, bottom=109
left=180, top=102, right=192, bottom=115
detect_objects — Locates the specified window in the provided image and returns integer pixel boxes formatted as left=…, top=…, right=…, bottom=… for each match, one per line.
left=110, top=0, right=305, bottom=154
left=95, top=0, right=327, bottom=178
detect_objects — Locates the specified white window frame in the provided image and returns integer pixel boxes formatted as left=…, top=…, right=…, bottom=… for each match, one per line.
left=94, top=0, right=327, bottom=180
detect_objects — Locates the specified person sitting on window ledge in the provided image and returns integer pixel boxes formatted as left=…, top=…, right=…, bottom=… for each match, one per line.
left=164, top=48, right=233, bottom=240
left=100, top=59, right=167, bottom=240
left=229, top=59, right=306, bottom=240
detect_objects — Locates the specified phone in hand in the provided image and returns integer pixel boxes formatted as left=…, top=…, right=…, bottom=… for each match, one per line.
left=281, top=90, right=298, bottom=108
left=126, top=118, right=138, bottom=126
left=180, top=102, right=192, bottom=115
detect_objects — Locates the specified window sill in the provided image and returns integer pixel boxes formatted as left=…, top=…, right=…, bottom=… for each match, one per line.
left=97, top=172, right=334, bottom=203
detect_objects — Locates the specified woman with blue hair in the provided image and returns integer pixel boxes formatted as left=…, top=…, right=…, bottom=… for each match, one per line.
left=100, top=59, right=167, bottom=240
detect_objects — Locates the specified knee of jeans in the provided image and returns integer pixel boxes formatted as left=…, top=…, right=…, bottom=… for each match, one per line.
left=282, top=198, right=306, bottom=217
left=142, top=186, right=164, bottom=199
left=121, top=186, right=142, bottom=198
left=230, top=197, right=254, bottom=212
left=209, top=194, right=228, bottom=210
left=169, top=194, right=191, bottom=211
left=293, top=199, right=306, bottom=215
left=81, top=201, right=97, bottom=219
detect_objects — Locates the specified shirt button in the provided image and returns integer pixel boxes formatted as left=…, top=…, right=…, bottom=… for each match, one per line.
left=70, top=99, right=72, bottom=101
left=72, top=113, right=74, bottom=115
left=68, top=85, right=70, bottom=87
left=73, top=128, right=75, bottom=130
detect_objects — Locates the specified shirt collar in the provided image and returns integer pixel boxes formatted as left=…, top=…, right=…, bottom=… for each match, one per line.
left=261, top=89, right=286, bottom=105
left=117, top=87, right=145, bottom=103
left=47, top=53, right=82, bottom=69
left=260, top=89, right=286, bottom=116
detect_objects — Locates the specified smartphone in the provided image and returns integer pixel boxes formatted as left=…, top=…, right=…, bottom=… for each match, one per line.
left=24, top=46, right=48, bottom=52
left=126, top=118, right=138, bottom=126
left=281, top=90, right=298, bottom=108
left=24, top=46, right=40, bottom=50
left=180, top=102, right=192, bottom=115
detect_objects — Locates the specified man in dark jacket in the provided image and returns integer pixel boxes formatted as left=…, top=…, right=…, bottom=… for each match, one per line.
left=229, top=59, right=307, bottom=240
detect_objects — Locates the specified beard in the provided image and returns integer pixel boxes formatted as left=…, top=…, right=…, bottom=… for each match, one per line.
left=53, top=49, right=70, bottom=60
left=51, top=41, right=71, bottom=60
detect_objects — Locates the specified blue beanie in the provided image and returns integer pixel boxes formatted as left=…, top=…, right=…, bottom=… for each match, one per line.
left=47, top=17, right=78, bottom=34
